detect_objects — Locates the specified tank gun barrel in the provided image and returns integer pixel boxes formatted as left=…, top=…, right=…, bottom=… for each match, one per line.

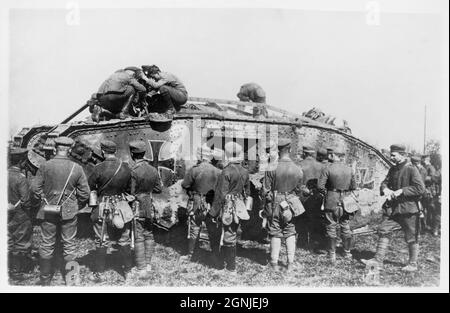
left=61, top=103, right=89, bottom=124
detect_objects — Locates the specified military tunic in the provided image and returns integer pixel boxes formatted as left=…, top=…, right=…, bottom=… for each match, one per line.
left=263, top=158, right=303, bottom=238
left=130, top=159, right=162, bottom=243
left=318, top=161, right=357, bottom=240
left=378, top=160, right=426, bottom=243
left=210, top=162, right=250, bottom=247
left=8, top=167, right=33, bottom=256
left=32, top=155, right=90, bottom=261
left=182, top=161, right=221, bottom=239
left=88, top=157, right=132, bottom=248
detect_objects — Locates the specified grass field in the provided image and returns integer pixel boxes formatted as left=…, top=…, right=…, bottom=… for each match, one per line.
left=8, top=211, right=441, bottom=288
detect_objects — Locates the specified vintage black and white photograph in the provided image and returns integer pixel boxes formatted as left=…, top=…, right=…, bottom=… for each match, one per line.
left=1, top=0, right=448, bottom=292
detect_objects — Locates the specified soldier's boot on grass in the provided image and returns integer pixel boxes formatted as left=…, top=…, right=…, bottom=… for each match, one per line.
left=343, top=237, right=353, bottom=260
left=362, top=237, right=389, bottom=267
left=88, top=247, right=107, bottom=283
left=328, top=238, right=337, bottom=265
left=134, top=242, right=150, bottom=280
left=210, top=243, right=225, bottom=270
left=38, top=258, right=53, bottom=286
left=120, top=245, right=133, bottom=281
left=402, top=243, right=419, bottom=272
left=180, top=238, right=196, bottom=261
left=224, top=246, right=237, bottom=273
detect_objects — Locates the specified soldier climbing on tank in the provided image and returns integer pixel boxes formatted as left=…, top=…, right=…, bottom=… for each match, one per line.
left=236, top=83, right=268, bottom=118
left=139, top=65, right=188, bottom=119
left=89, top=67, right=147, bottom=122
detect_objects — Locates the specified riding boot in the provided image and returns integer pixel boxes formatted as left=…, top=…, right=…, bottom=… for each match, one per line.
left=88, top=247, right=107, bottom=283
left=38, top=258, right=53, bottom=286
left=120, top=245, right=133, bottom=279
left=224, top=246, right=236, bottom=272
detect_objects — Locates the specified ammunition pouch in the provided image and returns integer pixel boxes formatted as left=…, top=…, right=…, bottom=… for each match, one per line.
left=221, top=194, right=248, bottom=226
left=93, top=194, right=134, bottom=229
left=42, top=204, right=62, bottom=216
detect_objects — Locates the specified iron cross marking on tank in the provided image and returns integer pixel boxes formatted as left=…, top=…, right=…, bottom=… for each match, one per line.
left=147, top=140, right=176, bottom=186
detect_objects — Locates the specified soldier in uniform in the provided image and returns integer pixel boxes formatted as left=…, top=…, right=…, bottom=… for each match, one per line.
left=181, top=146, right=221, bottom=261
left=91, top=67, right=147, bottom=121
left=316, top=148, right=329, bottom=166
left=422, top=155, right=440, bottom=236
left=410, top=155, right=428, bottom=232
left=297, top=146, right=323, bottom=249
left=140, top=65, right=188, bottom=115
left=8, top=147, right=34, bottom=276
left=129, top=140, right=162, bottom=279
left=236, top=82, right=268, bottom=118
left=262, top=139, right=304, bottom=271
left=208, top=142, right=250, bottom=272
left=318, top=146, right=357, bottom=265
left=363, top=144, right=426, bottom=272
left=32, top=137, right=90, bottom=285
left=88, top=140, right=133, bottom=282
left=326, top=148, right=334, bottom=164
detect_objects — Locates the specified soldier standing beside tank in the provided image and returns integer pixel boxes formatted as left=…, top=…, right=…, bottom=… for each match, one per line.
left=318, top=146, right=357, bottom=265
left=297, top=146, right=323, bottom=250
left=128, top=140, right=162, bottom=279
left=88, top=140, right=133, bottom=282
left=8, top=148, right=34, bottom=277
left=362, top=144, right=425, bottom=272
left=181, top=146, right=221, bottom=261
left=422, top=155, right=440, bottom=236
left=32, top=137, right=90, bottom=285
left=262, top=139, right=304, bottom=271
left=208, top=142, right=250, bottom=272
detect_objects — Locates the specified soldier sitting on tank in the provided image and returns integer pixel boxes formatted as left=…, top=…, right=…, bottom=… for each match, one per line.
left=236, top=83, right=268, bottom=118
left=139, top=65, right=188, bottom=118
left=89, top=67, right=147, bottom=122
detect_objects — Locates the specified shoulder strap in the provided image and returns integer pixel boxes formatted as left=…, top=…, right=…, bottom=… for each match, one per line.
left=56, top=164, right=76, bottom=206
left=99, top=161, right=123, bottom=193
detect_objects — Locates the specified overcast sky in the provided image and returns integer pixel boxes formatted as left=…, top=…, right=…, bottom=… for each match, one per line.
left=6, top=4, right=446, bottom=151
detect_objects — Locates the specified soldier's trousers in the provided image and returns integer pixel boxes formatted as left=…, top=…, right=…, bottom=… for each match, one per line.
left=159, top=85, right=187, bottom=111
left=93, top=221, right=131, bottom=248
left=378, top=213, right=419, bottom=244
left=324, top=208, right=352, bottom=240
left=8, top=212, right=32, bottom=256
left=188, top=215, right=203, bottom=241
left=39, top=216, right=78, bottom=262
left=98, top=86, right=138, bottom=114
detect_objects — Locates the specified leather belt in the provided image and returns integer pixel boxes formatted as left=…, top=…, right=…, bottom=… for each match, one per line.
left=327, top=189, right=351, bottom=193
